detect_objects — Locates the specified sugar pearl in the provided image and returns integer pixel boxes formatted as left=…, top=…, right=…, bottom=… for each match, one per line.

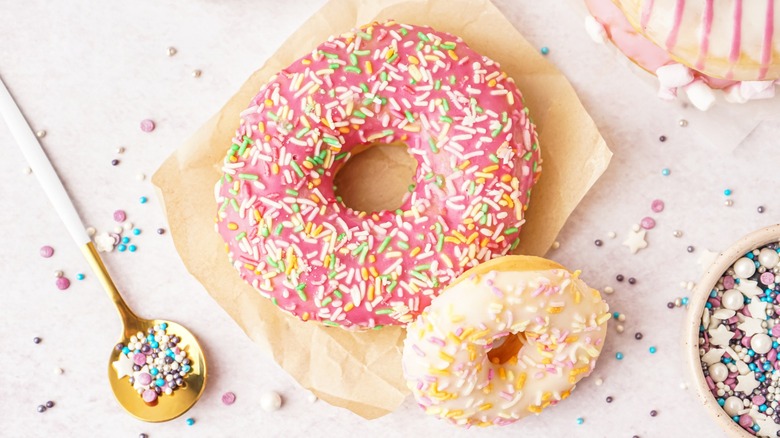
left=734, top=257, right=757, bottom=278
left=751, top=333, right=773, bottom=354
left=260, top=391, right=282, bottom=412
left=759, top=249, right=780, bottom=269
left=722, top=289, right=745, bottom=311
left=709, top=363, right=729, bottom=383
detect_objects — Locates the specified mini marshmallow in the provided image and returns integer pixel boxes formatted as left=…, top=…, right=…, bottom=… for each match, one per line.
left=724, top=84, right=748, bottom=104
left=685, top=80, right=716, bottom=111
left=740, top=81, right=777, bottom=100
left=656, top=63, right=695, bottom=89
left=657, top=86, right=678, bottom=101
left=584, top=16, right=607, bottom=44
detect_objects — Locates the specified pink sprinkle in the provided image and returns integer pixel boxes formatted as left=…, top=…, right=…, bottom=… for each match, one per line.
left=140, top=119, right=156, bottom=132
left=772, top=325, right=780, bottom=337
left=651, top=199, right=665, bottom=212
left=769, top=349, right=777, bottom=362
left=753, top=395, right=766, bottom=406
left=722, top=276, right=735, bottom=290
left=113, top=210, right=127, bottom=223
left=55, top=277, right=70, bottom=290
left=142, top=389, right=158, bottom=403
left=39, top=245, right=54, bottom=258
left=640, top=217, right=656, bottom=230
left=221, top=391, right=236, bottom=405
left=412, top=345, right=425, bottom=357
left=739, top=415, right=753, bottom=428
left=428, top=337, right=445, bottom=347
left=133, top=353, right=147, bottom=366
left=137, top=372, right=152, bottom=386
left=761, top=272, right=775, bottom=286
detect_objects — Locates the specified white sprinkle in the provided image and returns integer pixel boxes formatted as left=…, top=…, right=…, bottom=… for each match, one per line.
left=260, top=391, right=283, bottom=412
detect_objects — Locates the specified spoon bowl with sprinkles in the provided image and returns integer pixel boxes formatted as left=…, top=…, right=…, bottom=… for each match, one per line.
left=0, top=76, right=207, bottom=422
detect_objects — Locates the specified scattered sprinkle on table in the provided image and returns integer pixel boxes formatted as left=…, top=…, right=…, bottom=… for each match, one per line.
left=185, top=418, right=195, bottom=426
left=650, top=410, right=658, bottom=417
left=662, top=168, right=671, bottom=176
left=687, top=246, right=695, bottom=253
left=139, top=196, right=148, bottom=204
left=192, top=69, right=202, bottom=78
left=724, top=189, right=732, bottom=196
left=594, top=239, right=603, bottom=247
left=39, top=245, right=54, bottom=258
left=628, top=277, right=636, bottom=285
left=167, top=47, right=177, bottom=56
left=640, top=217, right=656, bottom=230
left=113, top=210, right=127, bottom=222
left=651, top=199, right=665, bottom=213
left=540, top=46, right=550, bottom=55
left=55, top=277, right=70, bottom=290
left=724, top=199, right=734, bottom=207
left=758, top=206, right=766, bottom=214
left=679, top=119, right=688, bottom=127
left=673, top=230, right=683, bottom=238
left=606, top=396, right=613, bottom=403
left=156, top=228, right=165, bottom=235
left=139, top=434, right=148, bottom=438
left=616, top=352, right=624, bottom=360
left=35, top=130, right=46, bottom=138
left=140, top=119, right=155, bottom=133
left=635, top=332, right=643, bottom=340
left=659, top=135, right=667, bottom=142
left=221, top=391, right=236, bottom=405
left=33, top=336, right=42, bottom=344
left=76, top=273, right=85, bottom=280
left=111, top=159, right=120, bottom=166
left=617, top=275, right=624, bottom=282
left=649, top=346, right=657, bottom=354
left=576, top=417, right=584, bottom=425
left=260, top=391, right=282, bottom=412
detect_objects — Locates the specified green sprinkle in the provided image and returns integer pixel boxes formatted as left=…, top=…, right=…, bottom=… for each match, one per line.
left=373, top=325, right=384, bottom=330
left=344, top=66, right=362, bottom=74
left=296, top=282, right=306, bottom=291
left=502, top=112, right=508, bottom=123
left=292, top=204, right=300, bottom=213
left=408, top=184, right=416, bottom=192
left=489, top=154, right=499, bottom=164
left=235, top=232, right=247, bottom=241
left=425, top=172, right=434, bottom=180
left=404, top=110, right=415, bottom=123
left=349, top=53, right=358, bottom=65
left=397, top=241, right=410, bottom=250
left=387, top=281, right=398, bottom=292
left=358, top=246, right=368, bottom=264
left=261, top=226, right=270, bottom=237
left=295, top=127, right=310, bottom=139
left=272, top=297, right=278, bottom=307
left=378, top=236, right=392, bottom=253
left=352, top=242, right=368, bottom=256
left=468, top=181, right=476, bottom=195
left=286, top=189, right=299, bottom=196
left=238, top=173, right=258, bottom=180
left=491, top=125, right=503, bottom=138
left=441, top=42, right=456, bottom=50
left=266, top=257, right=279, bottom=269
left=387, top=53, right=398, bottom=63
left=328, top=63, right=340, bottom=70
left=290, top=161, right=305, bottom=177
left=442, top=99, right=450, bottom=111
left=414, top=264, right=431, bottom=271
left=329, top=255, right=336, bottom=269
left=297, top=289, right=308, bottom=302
left=357, top=31, right=372, bottom=40
left=375, top=309, right=393, bottom=315
left=415, top=41, right=424, bottom=52
left=359, top=83, right=369, bottom=93
left=266, top=111, right=278, bottom=121
left=219, top=199, right=229, bottom=212
left=323, top=321, right=339, bottom=327
left=335, top=152, right=350, bottom=160
left=504, top=227, right=519, bottom=235
left=319, top=50, right=339, bottom=59
left=333, top=290, right=342, bottom=299
left=439, top=115, right=452, bottom=124
left=352, top=110, right=367, bottom=119
left=410, top=270, right=430, bottom=283
left=380, top=71, right=388, bottom=82
left=399, top=28, right=408, bottom=36
left=417, top=31, right=430, bottom=42
left=274, top=224, right=283, bottom=235
left=323, top=136, right=340, bottom=146
left=511, top=238, right=520, bottom=251
left=328, top=271, right=337, bottom=279
left=378, top=129, right=394, bottom=138
left=449, top=75, right=456, bottom=84
left=354, top=50, right=370, bottom=56
left=428, top=138, right=439, bottom=153
left=224, top=174, right=233, bottom=183
left=321, top=297, right=333, bottom=307
left=229, top=199, right=240, bottom=212
left=337, top=233, right=346, bottom=241
left=434, top=80, right=441, bottom=90
left=523, top=151, right=533, bottom=161
left=436, top=234, right=444, bottom=252
left=230, top=143, right=240, bottom=151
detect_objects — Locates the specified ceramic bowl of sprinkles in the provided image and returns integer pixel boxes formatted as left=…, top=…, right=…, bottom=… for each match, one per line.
left=686, top=224, right=780, bottom=438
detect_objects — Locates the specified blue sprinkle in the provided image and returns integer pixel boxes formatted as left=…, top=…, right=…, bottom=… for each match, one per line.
left=156, top=378, right=165, bottom=387
left=753, top=424, right=761, bottom=432
left=724, top=189, right=732, bottom=196
left=649, top=346, right=657, bottom=354
left=576, top=417, right=584, bottom=425
left=182, top=365, right=191, bottom=373
left=150, top=341, right=159, bottom=349
left=661, top=168, right=670, bottom=176
left=129, top=245, right=137, bottom=252
left=132, top=228, right=141, bottom=235
left=747, top=252, right=755, bottom=259
left=161, top=323, right=168, bottom=330
left=117, top=244, right=127, bottom=252
left=616, top=352, right=624, bottom=360
left=150, top=368, right=159, bottom=376
left=540, top=46, right=550, bottom=55
left=140, top=196, right=148, bottom=204
left=121, top=236, right=130, bottom=244
left=613, top=312, right=620, bottom=319
left=717, top=398, right=725, bottom=406
left=76, top=273, right=85, bottom=280
left=186, top=418, right=195, bottom=426
left=122, top=347, right=130, bottom=355
left=760, top=405, right=768, bottom=412
left=733, top=416, right=740, bottom=423
left=681, top=297, right=689, bottom=305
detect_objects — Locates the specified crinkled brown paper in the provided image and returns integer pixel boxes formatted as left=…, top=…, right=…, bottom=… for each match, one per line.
left=152, top=0, right=611, bottom=419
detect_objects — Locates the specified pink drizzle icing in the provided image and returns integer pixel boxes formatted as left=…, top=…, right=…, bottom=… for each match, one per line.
left=760, top=0, right=776, bottom=79
left=665, top=0, right=686, bottom=50
left=640, top=0, right=655, bottom=29
left=696, top=0, right=714, bottom=70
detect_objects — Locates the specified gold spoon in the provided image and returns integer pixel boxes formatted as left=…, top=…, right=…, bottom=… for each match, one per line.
left=0, top=76, right=207, bottom=422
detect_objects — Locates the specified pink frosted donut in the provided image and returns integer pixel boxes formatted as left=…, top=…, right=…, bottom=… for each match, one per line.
left=214, top=21, right=541, bottom=329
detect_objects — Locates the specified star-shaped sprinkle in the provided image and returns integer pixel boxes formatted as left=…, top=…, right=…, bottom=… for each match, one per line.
left=748, top=300, right=769, bottom=320
left=709, top=324, right=735, bottom=346
left=112, top=353, right=134, bottom=379
left=712, top=309, right=736, bottom=320
left=701, top=348, right=725, bottom=365
left=735, top=373, right=759, bottom=394
left=755, top=411, right=780, bottom=437
left=738, top=280, right=763, bottom=298
left=622, top=228, right=648, bottom=254
left=739, top=317, right=766, bottom=337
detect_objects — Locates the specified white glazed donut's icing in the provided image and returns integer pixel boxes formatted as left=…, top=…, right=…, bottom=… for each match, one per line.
left=402, top=257, right=610, bottom=427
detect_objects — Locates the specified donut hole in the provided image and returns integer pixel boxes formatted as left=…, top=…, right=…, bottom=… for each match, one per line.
left=333, top=142, right=418, bottom=213
left=487, top=332, right=525, bottom=364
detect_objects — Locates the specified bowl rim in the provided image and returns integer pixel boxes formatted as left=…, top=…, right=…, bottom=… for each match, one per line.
left=684, top=224, right=780, bottom=438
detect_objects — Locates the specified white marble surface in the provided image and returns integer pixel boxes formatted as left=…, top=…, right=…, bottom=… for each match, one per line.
left=2, top=1, right=779, bottom=437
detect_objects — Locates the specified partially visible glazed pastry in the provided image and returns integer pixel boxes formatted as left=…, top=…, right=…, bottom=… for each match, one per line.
left=585, top=0, right=780, bottom=110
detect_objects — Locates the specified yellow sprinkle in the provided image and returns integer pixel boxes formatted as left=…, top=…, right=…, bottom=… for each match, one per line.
left=410, top=247, right=421, bottom=257
left=440, top=254, right=453, bottom=268
left=385, top=49, right=395, bottom=60
left=452, top=230, right=467, bottom=242
left=365, top=61, right=373, bottom=75
left=498, top=366, right=506, bottom=380
left=565, top=335, right=579, bottom=343
left=515, top=373, right=527, bottom=390
left=597, top=313, right=612, bottom=325
left=480, top=237, right=489, bottom=248
left=323, top=254, right=331, bottom=267
left=344, top=302, right=354, bottom=312
left=575, top=288, right=582, bottom=304
left=302, top=59, right=311, bottom=65
left=369, top=266, right=379, bottom=277
left=439, top=352, right=454, bottom=363
left=302, top=160, right=314, bottom=169
left=571, top=366, right=590, bottom=376
left=561, top=390, right=571, bottom=400
left=227, top=222, right=238, bottom=230
left=264, top=99, right=273, bottom=107
left=408, top=64, right=422, bottom=82
left=302, top=312, right=310, bottom=321
left=527, top=404, right=542, bottom=414
left=253, top=210, right=262, bottom=221
left=466, top=232, right=479, bottom=245
left=478, top=403, right=492, bottom=411
left=458, top=160, right=470, bottom=170
left=243, top=263, right=255, bottom=270
left=361, top=267, right=369, bottom=281
left=271, top=163, right=279, bottom=175
left=409, top=55, right=419, bottom=65
left=447, top=50, right=458, bottom=60
left=444, top=236, right=460, bottom=244
left=367, top=285, right=374, bottom=301
left=546, top=306, right=563, bottom=314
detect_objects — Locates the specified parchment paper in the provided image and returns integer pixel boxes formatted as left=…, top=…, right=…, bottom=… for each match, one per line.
left=152, top=0, right=611, bottom=419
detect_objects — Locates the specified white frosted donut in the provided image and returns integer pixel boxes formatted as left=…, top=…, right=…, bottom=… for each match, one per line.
left=402, top=256, right=610, bottom=427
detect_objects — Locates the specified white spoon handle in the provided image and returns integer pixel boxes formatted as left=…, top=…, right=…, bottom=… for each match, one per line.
left=0, top=76, right=91, bottom=246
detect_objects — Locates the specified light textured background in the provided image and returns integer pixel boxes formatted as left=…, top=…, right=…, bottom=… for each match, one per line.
left=1, top=1, right=778, bottom=437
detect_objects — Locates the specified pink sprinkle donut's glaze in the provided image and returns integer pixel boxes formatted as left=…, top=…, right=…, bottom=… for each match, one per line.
left=214, top=21, right=541, bottom=329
